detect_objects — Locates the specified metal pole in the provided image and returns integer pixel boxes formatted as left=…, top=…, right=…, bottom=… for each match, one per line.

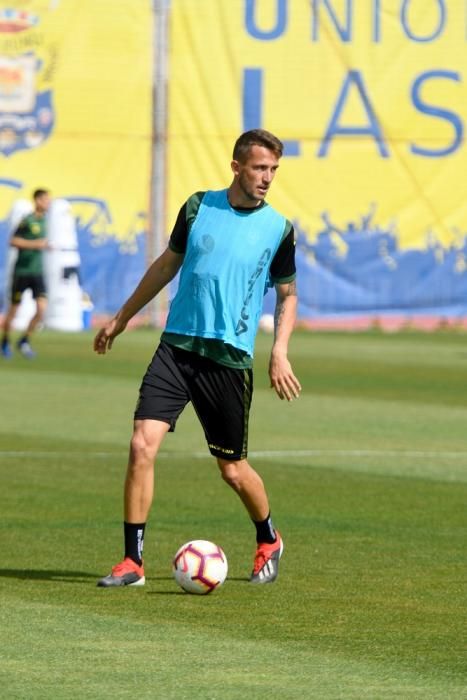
left=149, top=0, right=170, bottom=327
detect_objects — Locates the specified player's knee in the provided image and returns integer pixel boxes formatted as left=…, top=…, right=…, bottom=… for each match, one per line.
left=217, top=459, right=247, bottom=491
left=129, top=431, right=156, bottom=467
left=35, top=299, right=47, bottom=319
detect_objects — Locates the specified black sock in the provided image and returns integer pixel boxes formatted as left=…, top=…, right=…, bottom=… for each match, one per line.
left=124, top=521, right=146, bottom=565
left=253, top=513, right=276, bottom=544
left=19, top=334, right=29, bottom=344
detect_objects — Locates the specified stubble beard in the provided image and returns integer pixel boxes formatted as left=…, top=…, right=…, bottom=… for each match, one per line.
left=238, top=174, right=264, bottom=205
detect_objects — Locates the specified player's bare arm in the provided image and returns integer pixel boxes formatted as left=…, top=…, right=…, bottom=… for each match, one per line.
left=269, top=280, right=301, bottom=401
left=10, top=236, right=48, bottom=250
left=94, top=247, right=184, bottom=354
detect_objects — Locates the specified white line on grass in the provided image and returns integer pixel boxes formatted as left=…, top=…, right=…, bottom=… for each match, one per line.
left=253, top=449, right=467, bottom=459
left=1, top=449, right=467, bottom=459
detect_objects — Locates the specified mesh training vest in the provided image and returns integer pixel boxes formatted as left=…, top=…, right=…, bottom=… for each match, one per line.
left=165, top=189, right=285, bottom=356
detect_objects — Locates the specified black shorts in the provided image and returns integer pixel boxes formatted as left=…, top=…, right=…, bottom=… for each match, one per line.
left=11, top=274, right=46, bottom=303
left=134, top=341, right=253, bottom=460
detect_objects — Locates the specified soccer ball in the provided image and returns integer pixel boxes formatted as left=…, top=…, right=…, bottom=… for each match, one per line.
left=173, top=540, right=228, bottom=594
left=259, top=313, right=275, bottom=333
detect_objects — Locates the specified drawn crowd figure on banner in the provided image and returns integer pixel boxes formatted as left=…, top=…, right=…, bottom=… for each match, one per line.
left=0, top=179, right=147, bottom=315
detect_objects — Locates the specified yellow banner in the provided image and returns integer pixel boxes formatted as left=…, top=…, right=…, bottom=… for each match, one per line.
left=0, top=0, right=152, bottom=243
left=168, top=0, right=467, bottom=252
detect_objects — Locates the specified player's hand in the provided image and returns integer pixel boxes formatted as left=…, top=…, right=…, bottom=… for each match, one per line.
left=268, top=350, right=301, bottom=401
left=93, top=317, right=127, bottom=354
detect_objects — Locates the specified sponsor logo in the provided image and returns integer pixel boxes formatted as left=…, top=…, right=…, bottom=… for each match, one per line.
left=208, top=443, right=235, bottom=455
left=137, top=528, right=144, bottom=560
left=235, top=248, right=271, bottom=335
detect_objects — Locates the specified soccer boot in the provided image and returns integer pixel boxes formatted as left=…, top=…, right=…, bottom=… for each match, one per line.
left=97, top=557, right=145, bottom=587
left=1, top=339, right=12, bottom=358
left=17, top=339, right=36, bottom=359
left=250, top=531, right=284, bottom=584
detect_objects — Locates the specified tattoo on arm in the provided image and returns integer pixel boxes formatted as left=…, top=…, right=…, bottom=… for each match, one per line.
left=274, top=281, right=297, bottom=328
left=274, top=300, right=285, bottom=328
left=284, top=280, right=297, bottom=297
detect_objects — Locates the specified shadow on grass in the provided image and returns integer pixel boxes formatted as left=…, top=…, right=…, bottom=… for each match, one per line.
left=148, top=577, right=249, bottom=595
left=225, top=576, right=250, bottom=582
left=0, top=568, right=99, bottom=583
left=0, top=570, right=251, bottom=592
left=0, top=570, right=181, bottom=582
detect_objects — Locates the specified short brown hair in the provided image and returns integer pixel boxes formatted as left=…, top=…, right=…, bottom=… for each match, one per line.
left=33, top=188, right=49, bottom=200
left=233, top=129, right=283, bottom=162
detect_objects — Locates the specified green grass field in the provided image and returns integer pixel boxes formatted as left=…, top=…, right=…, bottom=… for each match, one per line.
left=1, top=328, right=466, bottom=699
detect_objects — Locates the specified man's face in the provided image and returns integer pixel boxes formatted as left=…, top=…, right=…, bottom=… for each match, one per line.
left=231, top=145, right=280, bottom=204
left=35, top=193, right=51, bottom=214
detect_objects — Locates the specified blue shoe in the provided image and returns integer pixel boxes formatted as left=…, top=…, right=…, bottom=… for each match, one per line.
left=1, top=340, right=12, bottom=358
left=17, top=339, right=36, bottom=359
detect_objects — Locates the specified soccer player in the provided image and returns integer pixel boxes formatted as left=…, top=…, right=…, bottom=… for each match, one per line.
left=94, top=129, right=301, bottom=587
left=1, top=188, right=51, bottom=359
